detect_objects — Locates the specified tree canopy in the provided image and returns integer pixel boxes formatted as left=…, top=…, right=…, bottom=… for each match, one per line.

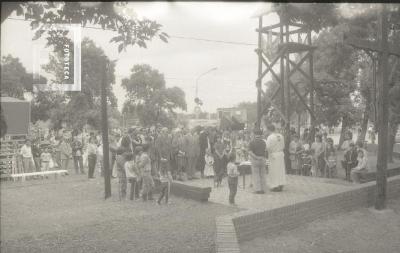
left=1, top=55, right=34, bottom=99
left=38, top=37, right=120, bottom=130
left=3, top=2, right=169, bottom=52
left=122, top=64, right=187, bottom=128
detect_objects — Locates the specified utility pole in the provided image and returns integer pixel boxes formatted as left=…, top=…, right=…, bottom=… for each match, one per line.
left=256, top=16, right=263, bottom=130
left=284, top=23, right=291, bottom=172
left=101, top=59, right=111, bottom=199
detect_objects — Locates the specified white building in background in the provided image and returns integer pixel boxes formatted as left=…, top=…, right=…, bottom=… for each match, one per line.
left=217, top=107, right=247, bottom=123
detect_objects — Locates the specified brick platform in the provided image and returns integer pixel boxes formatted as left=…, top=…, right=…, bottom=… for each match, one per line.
left=232, top=175, right=400, bottom=242
left=172, top=160, right=400, bottom=253
left=211, top=167, right=400, bottom=253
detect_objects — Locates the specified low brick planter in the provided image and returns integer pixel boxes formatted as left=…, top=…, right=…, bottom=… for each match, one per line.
left=215, top=175, right=400, bottom=252
left=232, top=175, right=400, bottom=243
left=170, top=181, right=211, bottom=202
left=362, top=167, right=400, bottom=183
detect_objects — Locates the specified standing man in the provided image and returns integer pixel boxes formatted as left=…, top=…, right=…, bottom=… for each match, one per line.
left=248, top=128, right=268, bottom=194
left=20, top=140, right=35, bottom=173
left=155, top=127, right=172, bottom=180
left=59, top=137, right=72, bottom=174
left=72, top=133, right=85, bottom=174
left=184, top=130, right=195, bottom=180
left=265, top=124, right=286, bottom=192
left=116, top=127, right=136, bottom=199
left=197, top=127, right=209, bottom=178
left=31, top=139, right=41, bottom=173
left=109, top=132, right=120, bottom=178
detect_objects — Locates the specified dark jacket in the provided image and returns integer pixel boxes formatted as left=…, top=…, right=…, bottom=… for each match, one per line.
left=199, top=131, right=208, bottom=151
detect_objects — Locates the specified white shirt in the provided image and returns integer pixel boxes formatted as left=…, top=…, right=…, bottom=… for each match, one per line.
left=125, top=160, right=137, bottom=178
left=20, top=145, right=33, bottom=158
left=227, top=162, right=239, bottom=177
left=266, top=133, right=285, bottom=153
left=97, top=145, right=103, bottom=157
left=87, top=143, right=97, bottom=155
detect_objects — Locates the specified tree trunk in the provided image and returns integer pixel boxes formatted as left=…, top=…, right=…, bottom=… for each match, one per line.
left=101, top=61, right=111, bottom=199
left=358, top=105, right=369, bottom=144
left=338, top=116, right=349, bottom=149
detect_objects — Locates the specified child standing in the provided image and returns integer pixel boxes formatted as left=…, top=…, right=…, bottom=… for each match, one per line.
left=124, top=153, right=139, bottom=200
left=40, top=147, right=53, bottom=177
left=137, top=144, right=154, bottom=201
left=227, top=153, right=239, bottom=205
left=324, top=138, right=337, bottom=178
left=157, top=166, right=173, bottom=205
left=350, top=149, right=368, bottom=183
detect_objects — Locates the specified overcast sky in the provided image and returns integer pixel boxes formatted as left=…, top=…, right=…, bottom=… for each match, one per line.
left=1, top=2, right=281, bottom=113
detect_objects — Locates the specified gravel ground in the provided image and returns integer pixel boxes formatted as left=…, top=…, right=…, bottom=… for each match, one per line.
left=1, top=175, right=238, bottom=253
left=240, top=198, right=400, bottom=253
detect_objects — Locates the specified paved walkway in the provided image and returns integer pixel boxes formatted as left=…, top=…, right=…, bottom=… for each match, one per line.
left=184, top=158, right=400, bottom=211
left=183, top=175, right=356, bottom=210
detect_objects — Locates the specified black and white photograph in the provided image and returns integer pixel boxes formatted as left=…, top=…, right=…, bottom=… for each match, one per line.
left=1, top=2, right=400, bottom=253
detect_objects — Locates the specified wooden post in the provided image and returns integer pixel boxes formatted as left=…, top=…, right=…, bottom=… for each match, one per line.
left=375, top=5, right=389, bottom=210
left=280, top=21, right=285, bottom=130
left=373, top=55, right=377, bottom=129
left=284, top=23, right=291, bottom=172
left=101, top=60, right=111, bottom=199
left=307, top=30, right=315, bottom=144
left=256, top=17, right=263, bottom=130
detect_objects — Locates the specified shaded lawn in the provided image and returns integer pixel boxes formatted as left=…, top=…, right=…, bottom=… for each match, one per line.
left=1, top=175, right=238, bottom=253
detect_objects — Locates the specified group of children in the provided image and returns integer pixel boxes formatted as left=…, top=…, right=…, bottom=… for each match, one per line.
left=289, top=134, right=338, bottom=178
left=19, top=139, right=55, bottom=177
left=121, top=145, right=173, bottom=205
left=202, top=146, right=240, bottom=205
left=288, top=130, right=369, bottom=183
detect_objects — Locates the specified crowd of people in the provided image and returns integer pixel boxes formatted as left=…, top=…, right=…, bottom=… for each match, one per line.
left=17, top=126, right=255, bottom=204
left=289, top=127, right=369, bottom=183
left=17, top=123, right=369, bottom=205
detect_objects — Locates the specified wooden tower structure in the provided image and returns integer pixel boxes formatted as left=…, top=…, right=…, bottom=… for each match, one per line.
left=254, top=8, right=316, bottom=171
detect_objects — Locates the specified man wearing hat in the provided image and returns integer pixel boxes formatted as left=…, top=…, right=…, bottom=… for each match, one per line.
left=248, top=128, right=268, bottom=194
left=155, top=127, right=172, bottom=178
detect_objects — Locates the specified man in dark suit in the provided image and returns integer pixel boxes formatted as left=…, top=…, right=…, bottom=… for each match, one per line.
left=197, top=127, right=209, bottom=178
left=342, top=141, right=358, bottom=181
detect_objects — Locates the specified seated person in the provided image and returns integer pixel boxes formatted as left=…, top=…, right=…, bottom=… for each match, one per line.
left=350, top=149, right=368, bottom=183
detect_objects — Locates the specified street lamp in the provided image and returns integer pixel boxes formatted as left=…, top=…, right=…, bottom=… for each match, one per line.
left=195, top=67, right=218, bottom=105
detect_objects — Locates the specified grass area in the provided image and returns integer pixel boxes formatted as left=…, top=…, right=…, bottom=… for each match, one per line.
left=240, top=198, right=400, bottom=253
left=1, top=175, right=238, bottom=253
